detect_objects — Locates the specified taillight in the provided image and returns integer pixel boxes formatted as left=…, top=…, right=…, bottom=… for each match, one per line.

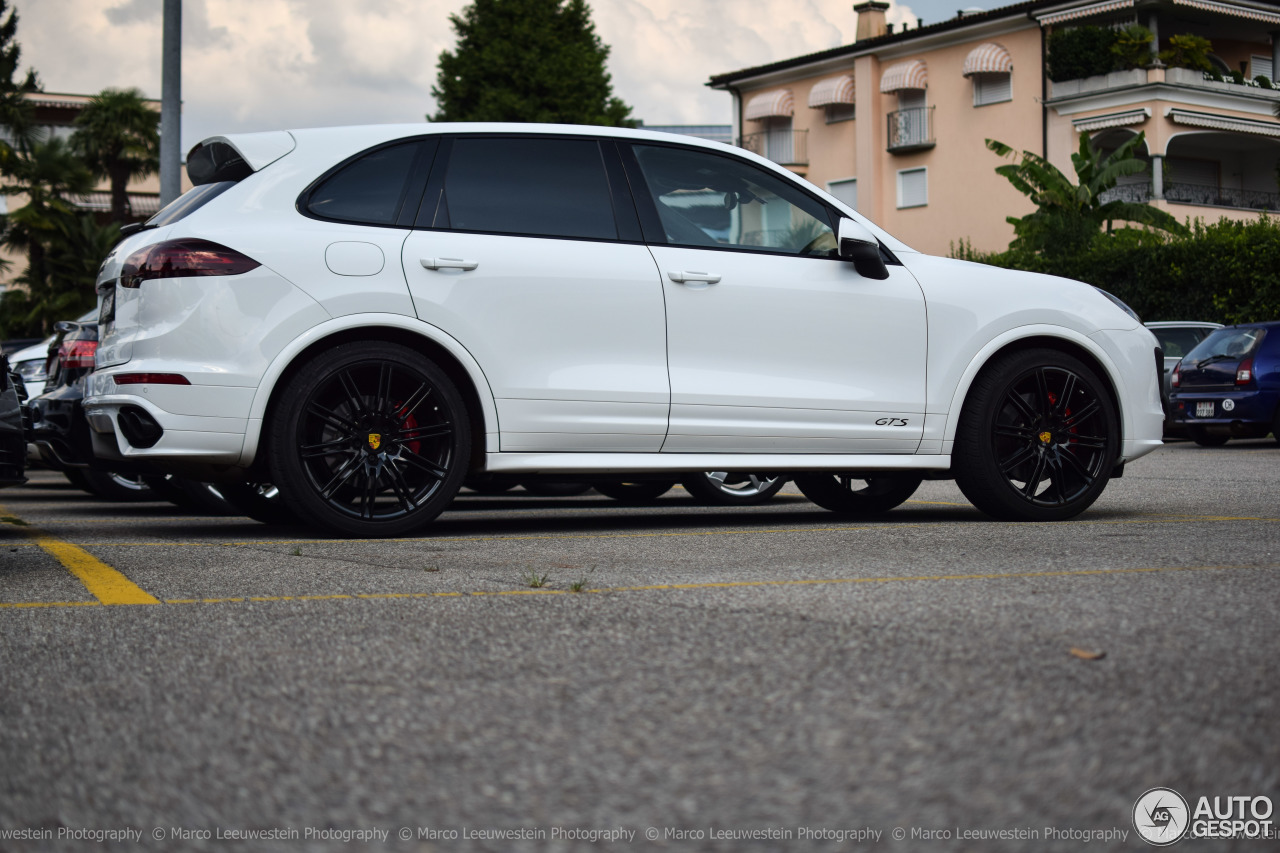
left=120, top=239, right=260, bottom=288
left=1171, top=362, right=1180, bottom=388
left=58, top=339, right=98, bottom=370
left=113, top=373, right=190, bottom=386
left=1236, top=357, right=1253, bottom=386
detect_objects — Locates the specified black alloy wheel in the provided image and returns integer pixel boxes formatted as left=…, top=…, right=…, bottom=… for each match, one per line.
left=953, top=348, right=1118, bottom=521
left=794, top=473, right=923, bottom=514
left=268, top=342, right=469, bottom=537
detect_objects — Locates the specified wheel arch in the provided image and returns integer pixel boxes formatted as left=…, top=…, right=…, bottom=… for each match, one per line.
left=942, top=330, right=1125, bottom=446
left=239, top=314, right=497, bottom=474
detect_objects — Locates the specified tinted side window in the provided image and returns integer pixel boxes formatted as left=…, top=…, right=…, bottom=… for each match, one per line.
left=307, top=142, right=420, bottom=226
left=440, top=137, right=617, bottom=240
left=630, top=144, right=836, bottom=256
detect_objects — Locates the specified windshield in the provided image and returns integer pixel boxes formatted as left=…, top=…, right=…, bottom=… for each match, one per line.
left=1183, top=327, right=1266, bottom=365
left=1151, top=327, right=1209, bottom=359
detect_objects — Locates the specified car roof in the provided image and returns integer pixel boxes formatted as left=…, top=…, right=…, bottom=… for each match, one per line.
left=1143, top=321, right=1223, bottom=328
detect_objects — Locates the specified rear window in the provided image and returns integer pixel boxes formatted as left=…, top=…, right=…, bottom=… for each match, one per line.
left=1150, top=327, right=1210, bottom=359
left=146, top=181, right=237, bottom=228
left=1183, top=327, right=1266, bottom=364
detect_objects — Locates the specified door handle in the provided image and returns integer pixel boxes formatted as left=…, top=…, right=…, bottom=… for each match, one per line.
left=667, top=271, right=721, bottom=285
left=421, top=257, right=479, bottom=271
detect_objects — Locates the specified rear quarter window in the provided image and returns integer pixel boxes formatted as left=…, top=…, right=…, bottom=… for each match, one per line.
left=305, top=141, right=423, bottom=226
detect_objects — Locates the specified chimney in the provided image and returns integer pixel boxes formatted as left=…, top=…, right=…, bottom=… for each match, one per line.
left=854, top=1, right=890, bottom=40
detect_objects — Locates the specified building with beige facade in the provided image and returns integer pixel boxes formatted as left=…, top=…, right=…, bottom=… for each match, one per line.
left=710, top=0, right=1280, bottom=255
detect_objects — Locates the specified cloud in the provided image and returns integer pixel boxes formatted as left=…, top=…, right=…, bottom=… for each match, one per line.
left=16, top=0, right=923, bottom=147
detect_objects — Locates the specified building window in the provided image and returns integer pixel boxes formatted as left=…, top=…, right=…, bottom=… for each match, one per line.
left=1252, top=54, right=1273, bottom=81
left=827, top=178, right=857, bottom=211
left=825, top=103, right=856, bottom=123
left=897, top=168, right=927, bottom=209
left=972, top=72, right=1012, bottom=106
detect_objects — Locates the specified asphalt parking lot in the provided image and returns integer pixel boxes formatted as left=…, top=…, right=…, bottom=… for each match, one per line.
left=1, top=441, right=1278, bottom=851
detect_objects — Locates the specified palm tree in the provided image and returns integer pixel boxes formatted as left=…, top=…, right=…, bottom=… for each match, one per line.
left=986, top=131, right=1185, bottom=257
left=70, top=87, right=159, bottom=223
left=0, top=136, right=95, bottom=334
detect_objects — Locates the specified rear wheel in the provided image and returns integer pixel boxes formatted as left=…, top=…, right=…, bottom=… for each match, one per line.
left=953, top=348, right=1118, bottom=521
left=594, top=480, right=676, bottom=504
left=682, top=472, right=785, bottom=505
left=794, top=473, right=922, bottom=514
left=81, top=469, right=154, bottom=502
left=266, top=342, right=470, bottom=537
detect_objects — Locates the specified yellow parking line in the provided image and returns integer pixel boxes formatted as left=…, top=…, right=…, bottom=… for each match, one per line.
left=1, top=505, right=159, bottom=606
left=2, top=511, right=1271, bottom=550
left=0, top=562, right=1273, bottom=610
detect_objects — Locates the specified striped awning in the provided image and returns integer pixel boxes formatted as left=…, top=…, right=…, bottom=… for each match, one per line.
left=1035, top=0, right=1134, bottom=25
left=808, top=75, right=856, bottom=108
left=1172, top=0, right=1280, bottom=24
left=1166, top=107, right=1280, bottom=137
left=70, top=191, right=162, bottom=216
left=879, top=60, right=927, bottom=93
left=963, top=43, right=1013, bottom=77
left=744, top=89, right=794, bottom=121
left=1072, top=108, right=1150, bottom=132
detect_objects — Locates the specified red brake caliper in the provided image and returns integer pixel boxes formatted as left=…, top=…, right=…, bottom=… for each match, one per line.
left=395, top=403, right=421, bottom=455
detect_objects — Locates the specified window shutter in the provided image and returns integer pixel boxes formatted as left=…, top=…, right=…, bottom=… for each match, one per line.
left=898, top=169, right=927, bottom=208
left=973, top=73, right=1012, bottom=106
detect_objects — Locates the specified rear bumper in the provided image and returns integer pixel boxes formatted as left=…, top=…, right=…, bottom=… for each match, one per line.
left=1169, top=388, right=1277, bottom=433
left=82, top=384, right=251, bottom=473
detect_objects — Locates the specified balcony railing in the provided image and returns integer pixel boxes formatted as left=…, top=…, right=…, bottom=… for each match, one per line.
left=739, top=129, right=808, bottom=166
left=1165, top=182, right=1280, bottom=212
left=1099, top=181, right=1280, bottom=211
left=887, top=107, right=935, bottom=153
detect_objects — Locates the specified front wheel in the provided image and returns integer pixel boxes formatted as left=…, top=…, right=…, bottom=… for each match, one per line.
left=794, top=473, right=922, bottom=514
left=953, top=348, right=1118, bottom=521
left=266, top=342, right=470, bottom=537
left=682, top=472, right=785, bottom=505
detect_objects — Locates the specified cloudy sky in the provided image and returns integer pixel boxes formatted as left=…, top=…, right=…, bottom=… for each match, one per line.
left=16, top=0, right=955, bottom=150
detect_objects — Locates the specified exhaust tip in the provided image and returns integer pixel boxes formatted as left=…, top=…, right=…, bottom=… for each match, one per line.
left=117, top=406, right=164, bottom=449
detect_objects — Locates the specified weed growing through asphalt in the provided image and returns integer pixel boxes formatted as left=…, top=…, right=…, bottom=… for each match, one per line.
left=424, top=565, right=441, bottom=573
left=290, top=547, right=302, bottom=557
left=524, top=571, right=550, bottom=588
left=569, top=568, right=596, bottom=593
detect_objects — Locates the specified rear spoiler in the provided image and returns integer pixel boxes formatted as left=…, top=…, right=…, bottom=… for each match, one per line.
left=186, top=131, right=296, bottom=185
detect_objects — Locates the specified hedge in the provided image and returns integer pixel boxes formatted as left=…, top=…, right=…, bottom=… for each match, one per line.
left=953, top=216, right=1280, bottom=325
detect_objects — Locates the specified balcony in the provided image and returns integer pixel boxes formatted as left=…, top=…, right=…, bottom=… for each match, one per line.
left=739, top=129, right=808, bottom=166
left=887, top=107, right=935, bottom=153
left=1099, top=182, right=1280, bottom=212
left=1049, top=66, right=1280, bottom=107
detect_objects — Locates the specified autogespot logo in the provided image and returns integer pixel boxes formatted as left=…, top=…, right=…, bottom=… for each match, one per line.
left=1134, top=788, right=1190, bottom=846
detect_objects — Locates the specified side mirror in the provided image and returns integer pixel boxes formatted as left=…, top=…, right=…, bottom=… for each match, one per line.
left=838, top=217, right=889, bottom=280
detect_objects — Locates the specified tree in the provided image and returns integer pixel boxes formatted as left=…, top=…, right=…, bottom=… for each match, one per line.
left=71, top=88, right=159, bottom=223
left=985, top=131, right=1186, bottom=258
left=0, top=137, right=96, bottom=336
left=431, top=0, right=634, bottom=126
left=0, top=0, right=38, bottom=157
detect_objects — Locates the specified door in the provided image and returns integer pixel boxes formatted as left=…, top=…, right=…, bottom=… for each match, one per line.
left=626, top=142, right=928, bottom=453
left=402, top=135, right=669, bottom=452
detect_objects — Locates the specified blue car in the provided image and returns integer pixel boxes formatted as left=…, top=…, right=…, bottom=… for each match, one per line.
left=1169, top=321, right=1280, bottom=446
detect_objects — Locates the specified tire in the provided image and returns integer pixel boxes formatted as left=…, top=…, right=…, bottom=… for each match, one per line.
left=593, top=480, right=676, bottom=503
left=520, top=481, right=592, bottom=497
left=794, top=473, right=922, bottom=514
left=265, top=342, right=470, bottom=537
left=953, top=348, right=1119, bottom=521
left=1189, top=427, right=1229, bottom=447
left=463, top=477, right=518, bottom=494
left=219, top=482, right=299, bottom=526
left=682, top=472, right=786, bottom=505
left=81, top=469, right=155, bottom=502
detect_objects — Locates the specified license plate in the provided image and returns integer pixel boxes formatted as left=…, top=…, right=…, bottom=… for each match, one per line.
left=1195, top=401, right=1214, bottom=418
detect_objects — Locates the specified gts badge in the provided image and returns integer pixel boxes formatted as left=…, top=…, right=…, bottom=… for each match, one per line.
left=876, top=417, right=910, bottom=427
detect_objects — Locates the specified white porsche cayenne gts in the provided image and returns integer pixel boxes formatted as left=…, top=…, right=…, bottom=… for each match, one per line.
left=83, top=123, right=1163, bottom=537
